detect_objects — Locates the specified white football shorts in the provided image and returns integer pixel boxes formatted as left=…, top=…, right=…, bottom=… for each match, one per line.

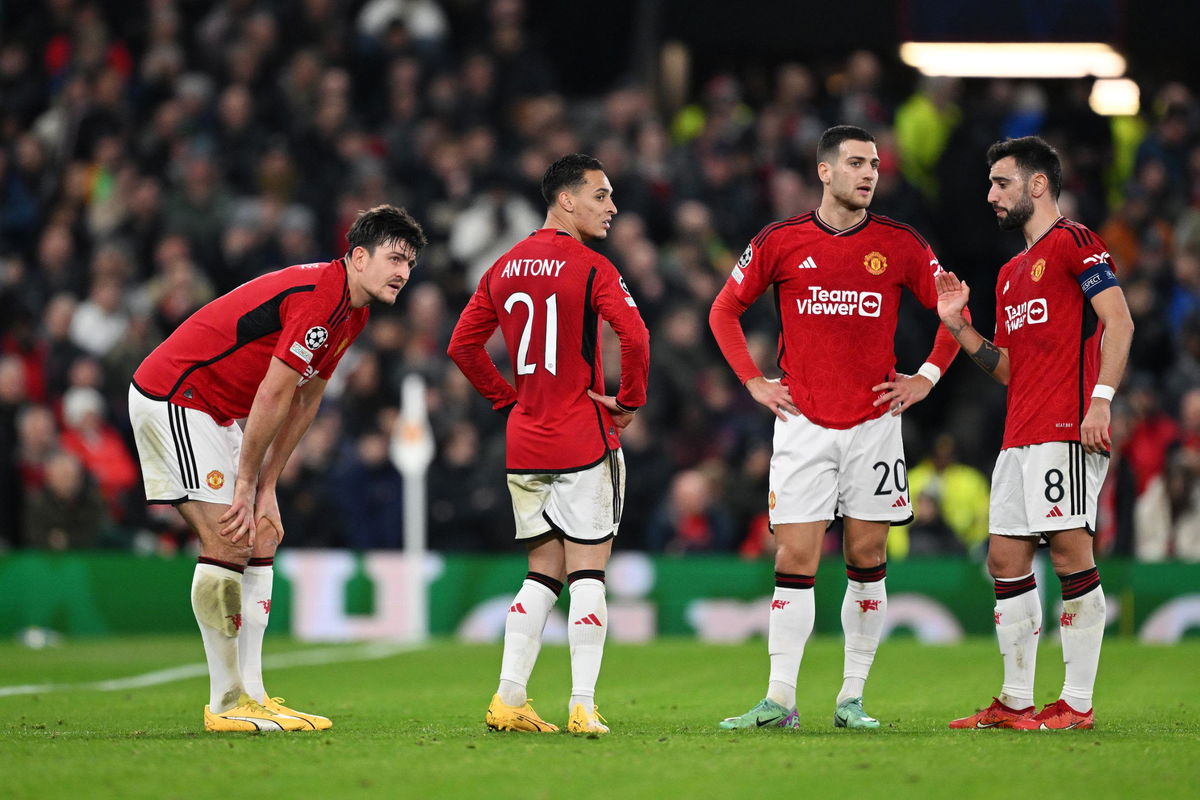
left=507, top=449, right=625, bottom=543
left=128, top=384, right=240, bottom=505
left=769, top=410, right=910, bottom=525
left=989, top=441, right=1108, bottom=537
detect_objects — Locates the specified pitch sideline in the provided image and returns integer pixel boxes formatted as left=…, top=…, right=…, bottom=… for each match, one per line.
left=0, top=641, right=413, bottom=698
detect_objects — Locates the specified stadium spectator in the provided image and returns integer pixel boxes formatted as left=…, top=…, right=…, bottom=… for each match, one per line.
left=23, top=450, right=110, bottom=550
left=58, top=385, right=138, bottom=518
left=645, top=468, right=735, bottom=554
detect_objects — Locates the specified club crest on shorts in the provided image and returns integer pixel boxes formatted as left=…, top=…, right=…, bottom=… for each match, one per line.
left=207, top=470, right=225, bottom=490
left=1031, top=258, right=1046, bottom=282
left=768, top=490, right=777, bottom=510
left=864, top=251, right=888, bottom=275
left=304, top=326, right=329, bottom=350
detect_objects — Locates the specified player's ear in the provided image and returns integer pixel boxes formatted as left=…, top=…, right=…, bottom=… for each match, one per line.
left=817, top=161, right=831, bottom=184
left=558, top=189, right=574, bottom=213
left=1029, top=172, right=1048, bottom=199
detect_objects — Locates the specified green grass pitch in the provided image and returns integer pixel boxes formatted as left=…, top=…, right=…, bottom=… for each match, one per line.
left=2, top=636, right=1197, bottom=799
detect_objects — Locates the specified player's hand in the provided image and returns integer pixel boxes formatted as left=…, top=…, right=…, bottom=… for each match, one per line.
left=745, top=376, right=799, bottom=422
left=1081, top=399, right=1112, bottom=454
left=872, top=373, right=933, bottom=416
left=936, top=271, right=970, bottom=323
left=254, top=487, right=285, bottom=548
left=219, top=483, right=257, bottom=546
left=587, top=389, right=636, bottom=433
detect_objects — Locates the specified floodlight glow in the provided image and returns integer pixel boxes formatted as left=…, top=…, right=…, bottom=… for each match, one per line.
left=899, top=42, right=1126, bottom=78
left=1089, top=78, right=1140, bottom=116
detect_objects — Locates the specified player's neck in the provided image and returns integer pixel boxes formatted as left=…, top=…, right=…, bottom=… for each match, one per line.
left=343, top=257, right=371, bottom=308
left=543, top=211, right=584, bottom=242
left=1022, top=206, right=1062, bottom=248
left=816, top=201, right=867, bottom=232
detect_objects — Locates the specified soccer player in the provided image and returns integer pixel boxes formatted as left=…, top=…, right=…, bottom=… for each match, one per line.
left=709, top=125, right=963, bottom=730
left=129, top=205, right=427, bottom=731
left=448, top=154, right=650, bottom=735
left=939, top=136, right=1133, bottom=730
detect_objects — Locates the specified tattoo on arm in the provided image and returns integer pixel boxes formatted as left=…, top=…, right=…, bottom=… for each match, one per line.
left=970, top=340, right=1002, bottom=374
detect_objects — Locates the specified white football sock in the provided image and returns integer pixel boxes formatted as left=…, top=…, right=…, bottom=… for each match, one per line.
left=239, top=564, right=273, bottom=702
left=191, top=562, right=246, bottom=712
left=766, top=587, right=814, bottom=709
left=994, top=573, right=1040, bottom=710
left=497, top=577, right=559, bottom=707
left=838, top=577, right=887, bottom=704
left=567, top=577, right=607, bottom=712
left=1060, top=582, right=1105, bottom=712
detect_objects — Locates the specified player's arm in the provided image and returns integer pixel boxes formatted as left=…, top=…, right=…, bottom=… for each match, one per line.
left=709, top=283, right=798, bottom=421
left=934, top=271, right=1011, bottom=385
left=253, top=374, right=329, bottom=541
left=1080, top=286, right=1134, bottom=454
left=587, top=267, right=650, bottom=433
left=447, top=283, right=517, bottom=411
left=218, top=356, right=301, bottom=543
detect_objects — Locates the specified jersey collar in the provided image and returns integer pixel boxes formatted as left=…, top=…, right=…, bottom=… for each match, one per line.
left=813, top=210, right=871, bottom=237
left=1022, top=216, right=1064, bottom=253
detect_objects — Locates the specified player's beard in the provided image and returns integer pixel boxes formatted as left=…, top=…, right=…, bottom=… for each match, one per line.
left=996, top=192, right=1034, bottom=231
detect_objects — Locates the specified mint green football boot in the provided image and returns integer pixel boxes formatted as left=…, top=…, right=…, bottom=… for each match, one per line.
left=719, top=698, right=800, bottom=730
left=833, top=697, right=880, bottom=729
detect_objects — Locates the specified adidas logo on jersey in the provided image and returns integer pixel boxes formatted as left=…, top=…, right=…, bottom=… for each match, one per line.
left=797, top=256, right=818, bottom=270
left=1046, top=506, right=1064, bottom=518
left=891, top=496, right=908, bottom=508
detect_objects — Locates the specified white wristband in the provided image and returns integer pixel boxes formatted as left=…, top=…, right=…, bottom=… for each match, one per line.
left=1091, top=384, right=1115, bottom=402
left=916, top=362, right=943, bottom=386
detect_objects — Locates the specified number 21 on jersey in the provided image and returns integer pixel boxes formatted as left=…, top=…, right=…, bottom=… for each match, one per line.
left=504, top=292, right=558, bottom=375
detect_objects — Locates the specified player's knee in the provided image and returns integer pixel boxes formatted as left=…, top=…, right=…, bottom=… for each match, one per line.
left=191, top=568, right=243, bottom=636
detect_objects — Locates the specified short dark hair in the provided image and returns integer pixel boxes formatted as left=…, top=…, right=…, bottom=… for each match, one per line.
left=986, top=136, right=1062, bottom=199
left=817, top=125, right=875, bottom=164
left=346, top=204, right=427, bottom=257
left=541, top=153, right=605, bottom=206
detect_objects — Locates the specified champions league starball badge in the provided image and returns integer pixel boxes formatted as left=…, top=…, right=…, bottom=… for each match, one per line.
left=304, top=326, right=329, bottom=349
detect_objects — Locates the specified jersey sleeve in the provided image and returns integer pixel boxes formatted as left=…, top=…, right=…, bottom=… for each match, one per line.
left=592, top=262, right=650, bottom=409
left=905, top=243, right=963, bottom=373
left=1066, top=231, right=1121, bottom=300
left=709, top=234, right=778, bottom=384
left=993, top=267, right=1010, bottom=349
left=274, top=290, right=344, bottom=375
left=447, top=273, right=518, bottom=411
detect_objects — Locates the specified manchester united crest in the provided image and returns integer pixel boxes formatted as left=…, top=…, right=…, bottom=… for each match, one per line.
left=864, top=251, right=888, bottom=275
left=207, top=470, right=225, bottom=490
left=1031, top=258, right=1046, bottom=282
left=768, top=490, right=777, bottom=510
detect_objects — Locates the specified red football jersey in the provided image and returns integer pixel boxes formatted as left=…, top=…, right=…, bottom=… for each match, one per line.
left=710, top=211, right=958, bottom=429
left=993, top=218, right=1112, bottom=449
left=133, top=260, right=367, bottom=424
left=448, top=229, right=650, bottom=472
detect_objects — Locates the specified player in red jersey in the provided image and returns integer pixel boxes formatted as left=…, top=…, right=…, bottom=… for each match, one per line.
left=710, top=125, right=964, bottom=730
left=129, top=205, right=427, bottom=731
left=448, top=154, right=649, bottom=734
left=938, top=137, right=1133, bottom=731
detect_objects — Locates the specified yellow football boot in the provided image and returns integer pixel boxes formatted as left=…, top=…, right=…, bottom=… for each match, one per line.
left=567, top=703, right=609, bottom=734
left=204, top=694, right=307, bottom=732
left=261, top=696, right=332, bottom=731
left=485, top=694, right=559, bottom=732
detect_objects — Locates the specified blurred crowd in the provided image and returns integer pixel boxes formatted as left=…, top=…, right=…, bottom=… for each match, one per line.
left=2, top=0, right=1200, bottom=561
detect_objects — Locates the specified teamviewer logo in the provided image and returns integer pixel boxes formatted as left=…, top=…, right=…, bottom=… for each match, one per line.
left=1026, top=298, right=1048, bottom=324
left=858, top=292, right=882, bottom=317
